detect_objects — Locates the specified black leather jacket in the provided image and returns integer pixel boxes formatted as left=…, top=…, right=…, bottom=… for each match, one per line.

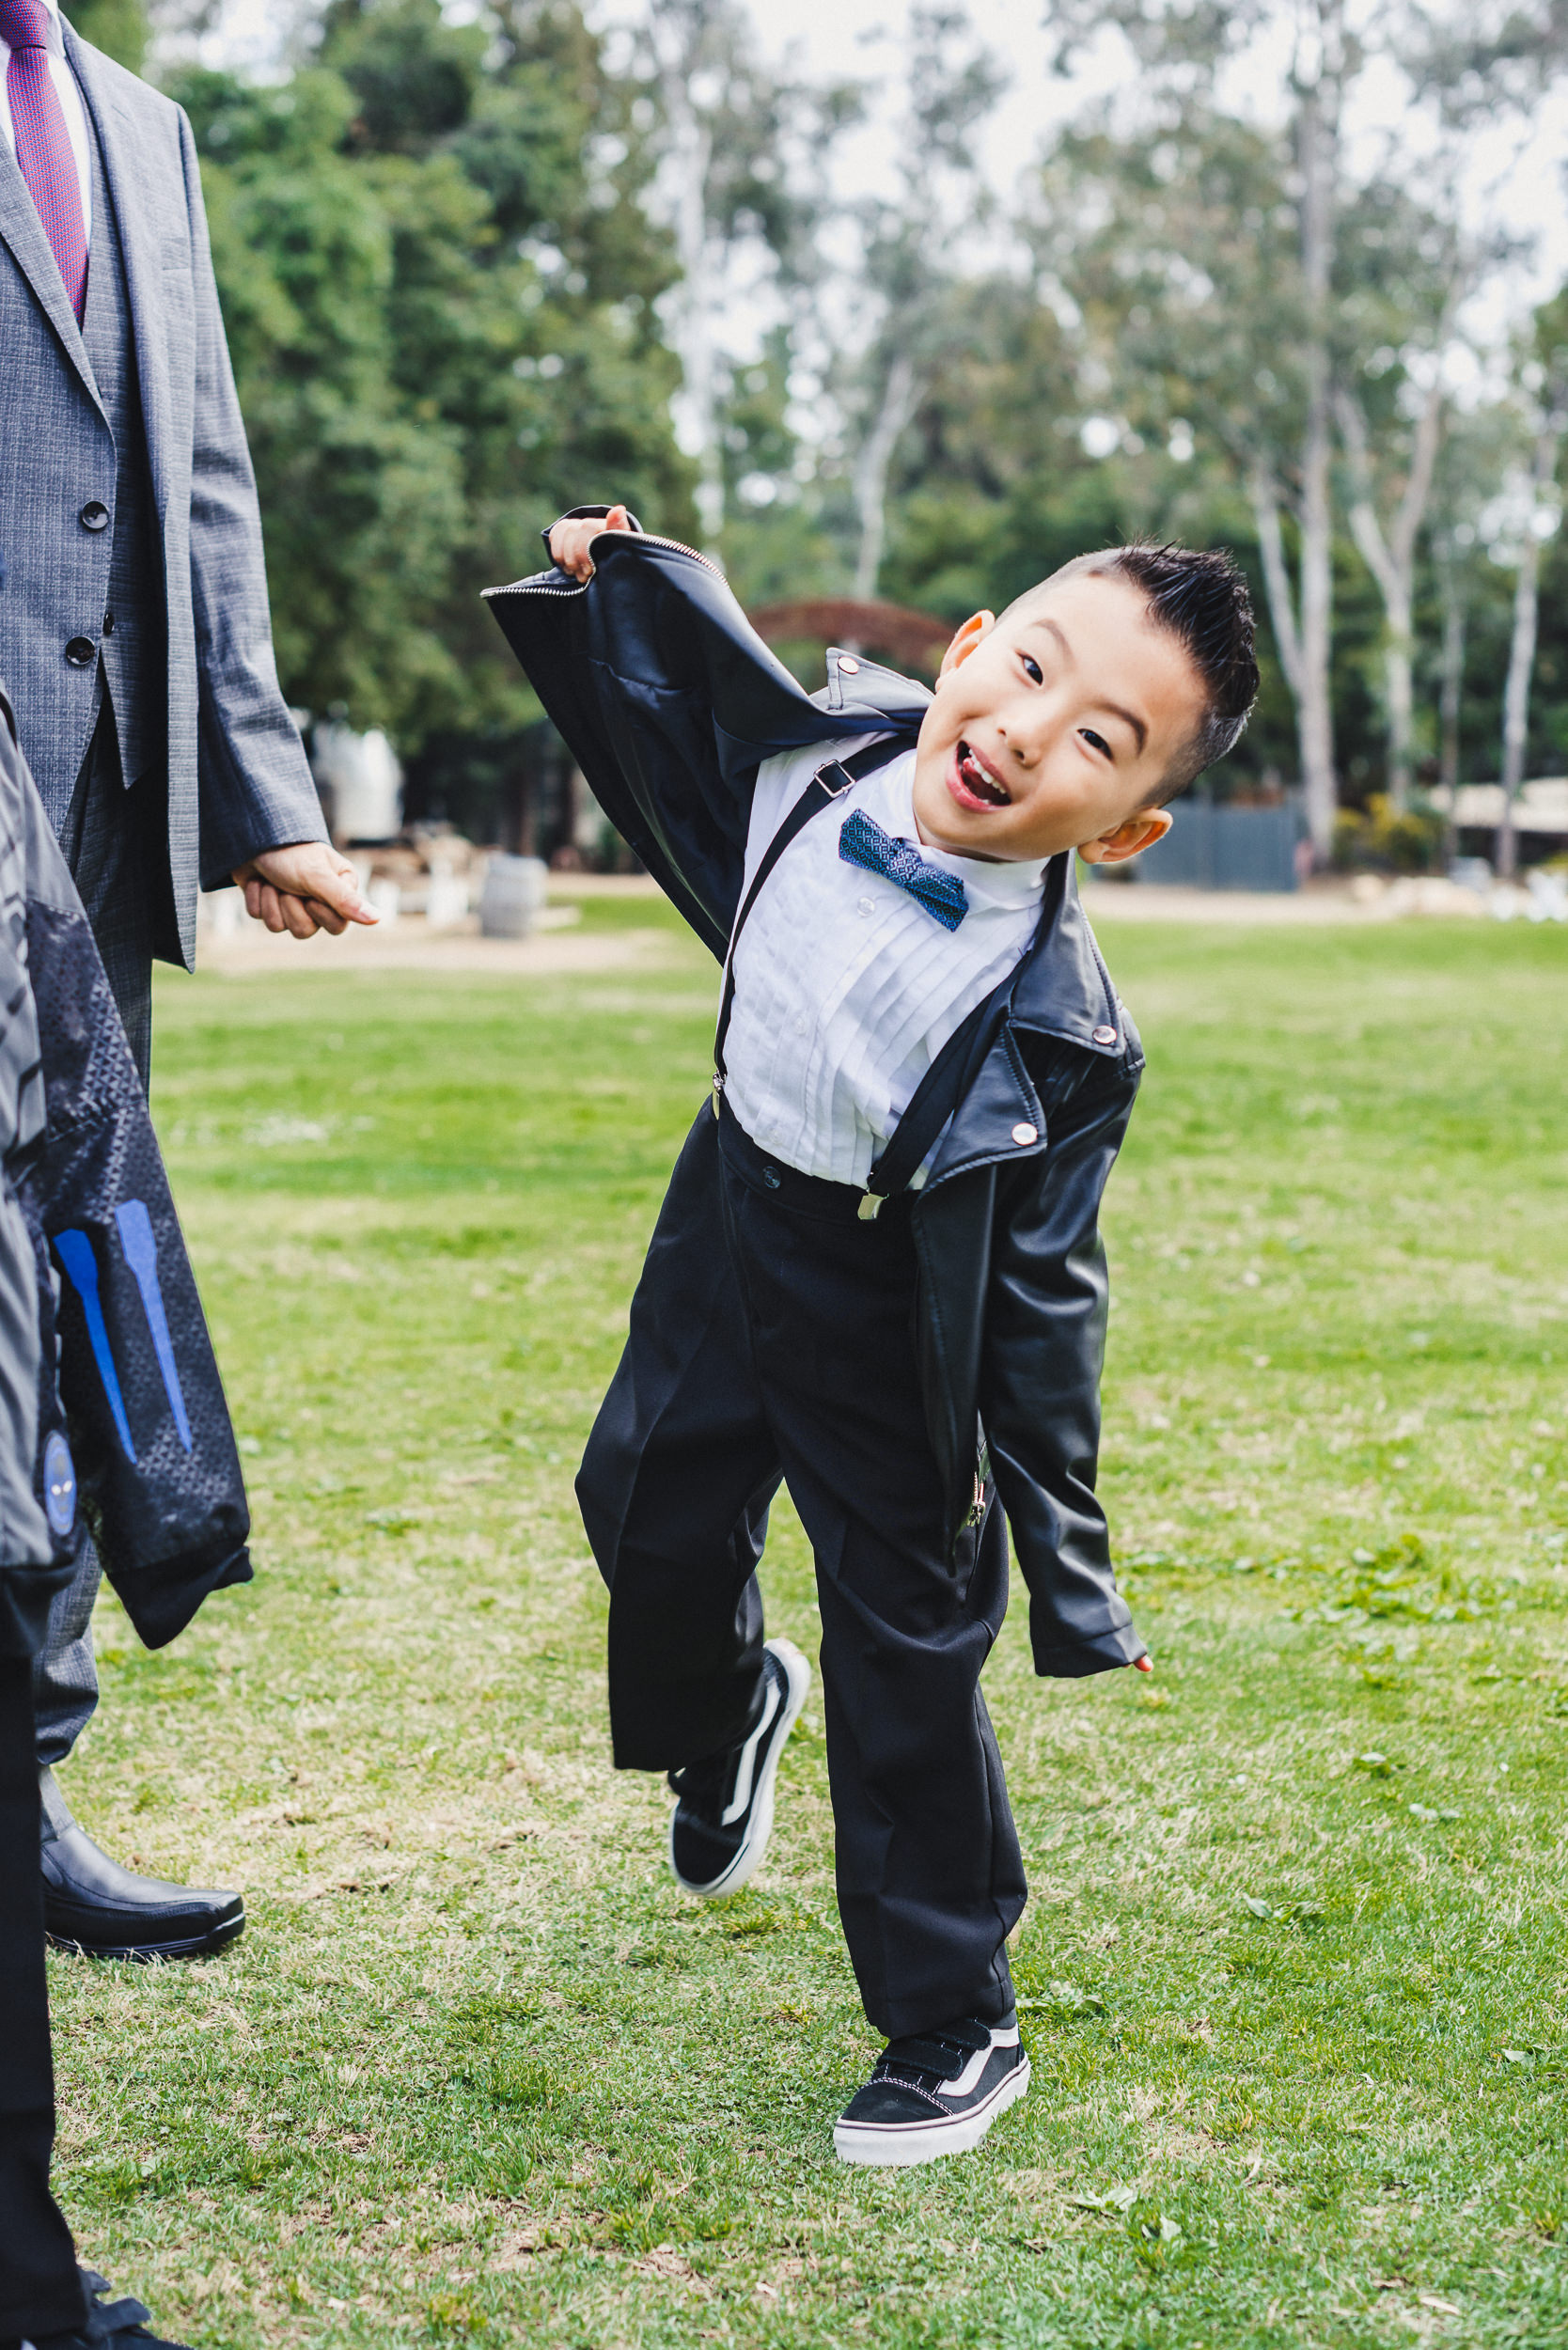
left=0, top=688, right=250, bottom=1661
left=486, top=518, right=1145, bottom=1677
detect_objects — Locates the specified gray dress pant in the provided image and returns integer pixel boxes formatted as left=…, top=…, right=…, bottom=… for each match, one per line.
left=31, top=708, right=162, bottom=1766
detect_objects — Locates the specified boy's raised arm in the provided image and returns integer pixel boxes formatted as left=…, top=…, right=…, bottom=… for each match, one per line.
left=483, top=503, right=885, bottom=959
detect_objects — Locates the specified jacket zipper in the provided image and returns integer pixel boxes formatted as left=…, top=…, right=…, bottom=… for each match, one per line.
left=495, top=533, right=724, bottom=599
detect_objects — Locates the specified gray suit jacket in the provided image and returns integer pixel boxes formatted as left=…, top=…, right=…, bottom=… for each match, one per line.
left=0, top=26, right=326, bottom=963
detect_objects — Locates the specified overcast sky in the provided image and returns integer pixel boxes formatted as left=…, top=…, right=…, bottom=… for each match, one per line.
left=185, top=0, right=1568, bottom=363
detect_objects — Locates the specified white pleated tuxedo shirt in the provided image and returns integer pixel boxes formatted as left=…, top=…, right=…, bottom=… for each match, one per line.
left=723, top=739, right=1046, bottom=1189
left=0, top=0, right=93, bottom=246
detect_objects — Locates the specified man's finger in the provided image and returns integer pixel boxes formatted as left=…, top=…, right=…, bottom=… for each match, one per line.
left=280, top=892, right=320, bottom=940
left=305, top=898, right=349, bottom=936
left=299, top=864, right=368, bottom=922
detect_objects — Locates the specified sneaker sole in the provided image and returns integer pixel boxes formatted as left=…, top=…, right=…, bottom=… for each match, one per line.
left=833, top=2053, right=1031, bottom=2168
left=669, top=1638, right=810, bottom=1899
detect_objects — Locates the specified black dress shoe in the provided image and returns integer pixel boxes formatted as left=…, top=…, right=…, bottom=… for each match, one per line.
left=17, top=2266, right=196, bottom=2349
left=40, top=1771, right=243, bottom=1964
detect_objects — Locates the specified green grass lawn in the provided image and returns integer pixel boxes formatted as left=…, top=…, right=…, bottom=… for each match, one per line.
left=47, top=905, right=1568, bottom=2350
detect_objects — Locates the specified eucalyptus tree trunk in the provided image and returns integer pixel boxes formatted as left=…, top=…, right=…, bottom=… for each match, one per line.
left=1339, top=371, right=1447, bottom=811
left=1436, top=544, right=1466, bottom=862
left=852, top=352, right=920, bottom=602
left=1497, top=402, right=1567, bottom=878
left=1289, top=20, right=1343, bottom=861
left=648, top=11, right=725, bottom=552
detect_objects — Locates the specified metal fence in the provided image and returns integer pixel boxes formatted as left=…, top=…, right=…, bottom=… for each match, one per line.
left=1098, top=793, right=1306, bottom=893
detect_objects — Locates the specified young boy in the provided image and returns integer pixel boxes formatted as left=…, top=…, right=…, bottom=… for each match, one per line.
left=485, top=511, right=1257, bottom=2167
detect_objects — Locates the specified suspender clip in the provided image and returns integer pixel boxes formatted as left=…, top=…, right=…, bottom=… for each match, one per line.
left=857, top=1190, right=883, bottom=1221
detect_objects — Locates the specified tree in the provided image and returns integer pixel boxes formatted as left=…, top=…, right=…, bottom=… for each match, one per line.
left=1036, top=0, right=1537, bottom=854
left=629, top=0, right=855, bottom=551
left=1494, top=309, right=1568, bottom=876
left=168, top=0, right=694, bottom=745
left=1333, top=207, right=1466, bottom=810
left=64, top=0, right=149, bottom=70
left=841, top=7, right=1002, bottom=601
left=1038, top=83, right=1344, bottom=849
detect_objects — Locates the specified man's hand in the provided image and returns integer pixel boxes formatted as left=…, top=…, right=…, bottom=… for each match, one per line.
left=548, top=503, right=634, bottom=582
left=230, top=842, right=379, bottom=938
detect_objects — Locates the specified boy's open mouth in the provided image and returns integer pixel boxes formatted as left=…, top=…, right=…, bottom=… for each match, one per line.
left=949, top=741, right=1011, bottom=811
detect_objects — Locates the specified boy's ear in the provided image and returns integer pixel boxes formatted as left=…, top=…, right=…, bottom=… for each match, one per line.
left=1078, top=807, right=1173, bottom=867
left=936, top=611, right=996, bottom=679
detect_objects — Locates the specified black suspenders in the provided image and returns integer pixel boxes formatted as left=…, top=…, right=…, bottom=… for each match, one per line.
left=711, top=741, right=1022, bottom=1219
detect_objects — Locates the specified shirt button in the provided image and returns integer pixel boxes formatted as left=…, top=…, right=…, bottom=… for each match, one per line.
left=79, top=500, right=110, bottom=532
left=1011, top=1121, right=1039, bottom=1146
left=1092, top=1024, right=1119, bottom=1046
left=856, top=896, right=875, bottom=916
left=64, top=637, right=96, bottom=667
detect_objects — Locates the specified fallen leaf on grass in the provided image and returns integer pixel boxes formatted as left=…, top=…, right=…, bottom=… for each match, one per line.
left=1419, top=2295, right=1461, bottom=2315
left=1241, top=1893, right=1272, bottom=1918
left=1067, top=2183, right=1139, bottom=2214
left=1017, top=1981, right=1105, bottom=2013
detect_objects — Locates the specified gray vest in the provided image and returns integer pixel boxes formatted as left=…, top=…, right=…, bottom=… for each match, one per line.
left=80, top=118, right=165, bottom=793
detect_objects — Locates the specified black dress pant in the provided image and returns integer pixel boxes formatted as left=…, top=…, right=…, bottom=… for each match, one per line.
left=577, top=1104, right=1026, bottom=2041
left=59, top=705, right=167, bottom=1094
left=0, top=1656, right=86, bottom=2341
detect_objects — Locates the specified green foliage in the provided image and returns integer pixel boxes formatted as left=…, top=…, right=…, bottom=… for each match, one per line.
left=166, top=2, right=694, bottom=746
left=1332, top=793, right=1446, bottom=871
left=62, top=0, right=149, bottom=72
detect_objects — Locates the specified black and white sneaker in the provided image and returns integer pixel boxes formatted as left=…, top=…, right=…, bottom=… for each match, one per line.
left=833, top=2013, right=1030, bottom=2167
left=666, top=1639, right=809, bottom=1898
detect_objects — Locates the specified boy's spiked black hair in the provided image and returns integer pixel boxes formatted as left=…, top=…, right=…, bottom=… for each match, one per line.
left=1004, top=543, right=1259, bottom=801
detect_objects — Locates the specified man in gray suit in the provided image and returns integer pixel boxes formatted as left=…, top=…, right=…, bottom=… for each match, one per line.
left=1, top=0, right=374, bottom=1962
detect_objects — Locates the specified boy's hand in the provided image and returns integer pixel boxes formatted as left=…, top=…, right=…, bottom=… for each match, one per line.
left=548, top=503, right=634, bottom=582
left=230, top=842, right=379, bottom=938
left=1134, top=1655, right=1153, bottom=1673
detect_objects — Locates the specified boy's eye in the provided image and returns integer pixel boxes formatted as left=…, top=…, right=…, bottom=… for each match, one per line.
left=1079, top=728, right=1112, bottom=760
left=1020, top=654, right=1043, bottom=684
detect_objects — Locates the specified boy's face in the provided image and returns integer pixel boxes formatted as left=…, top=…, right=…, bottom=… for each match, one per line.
left=910, top=572, right=1207, bottom=866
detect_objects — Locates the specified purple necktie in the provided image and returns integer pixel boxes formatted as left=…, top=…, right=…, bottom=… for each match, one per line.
left=1, top=0, right=86, bottom=322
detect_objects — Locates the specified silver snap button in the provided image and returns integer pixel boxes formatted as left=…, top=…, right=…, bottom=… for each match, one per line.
left=839, top=655, right=861, bottom=675
left=1011, top=1121, right=1038, bottom=1146
left=1092, top=1024, right=1119, bottom=1045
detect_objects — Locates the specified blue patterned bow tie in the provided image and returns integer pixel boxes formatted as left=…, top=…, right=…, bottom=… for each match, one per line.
left=838, top=809, right=968, bottom=932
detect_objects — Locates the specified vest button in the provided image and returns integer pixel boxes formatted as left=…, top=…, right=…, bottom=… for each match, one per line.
left=102, top=611, right=115, bottom=635
left=64, top=637, right=96, bottom=667
left=79, top=500, right=110, bottom=532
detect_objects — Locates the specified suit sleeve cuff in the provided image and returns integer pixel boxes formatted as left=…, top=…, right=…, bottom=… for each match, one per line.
left=1030, top=1619, right=1148, bottom=1679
